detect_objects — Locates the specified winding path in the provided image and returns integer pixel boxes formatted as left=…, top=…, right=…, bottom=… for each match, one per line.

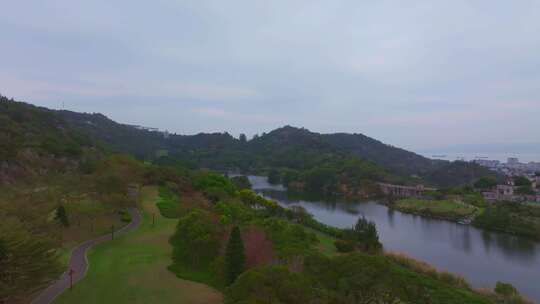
left=31, top=208, right=142, bottom=304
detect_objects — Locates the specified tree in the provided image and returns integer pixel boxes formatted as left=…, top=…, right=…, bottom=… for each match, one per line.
left=0, top=219, right=63, bottom=302
left=55, top=205, right=69, bottom=227
left=535, top=171, right=540, bottom=177
left=169, top=209, right=220, bottom=269
left=231, top=176, right=251, bottom=190
left=225, top=266, right=315, bottom=304
left=514, top=176, right=532, bottom=187
left=343, top=217, right=382, bottom=253
left=239, top=133, right=247, bottom=143
left=474, top=177, right=497, bottom=189
left=495, top=281, right=518, bottom=297
left=267, top=169, right=281, bottom=184
left=225, top=226, right=246, bottom=285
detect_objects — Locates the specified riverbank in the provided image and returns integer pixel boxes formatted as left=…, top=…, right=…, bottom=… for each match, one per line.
left=249, top=175, right=540, bottom=302
left=473, top=202, right=540, bottom=240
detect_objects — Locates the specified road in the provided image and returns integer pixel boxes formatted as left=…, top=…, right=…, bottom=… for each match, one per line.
left=31, top=208, right=142, bottom=304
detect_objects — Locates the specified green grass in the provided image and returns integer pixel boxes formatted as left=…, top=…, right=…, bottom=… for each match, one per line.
left=54, top=186, right=222, bottom=304
left=304, top=227, right=337, bottom=256
left=394, top=199, right=478, bottom=221
left=156, top=187, right=181, bottom=218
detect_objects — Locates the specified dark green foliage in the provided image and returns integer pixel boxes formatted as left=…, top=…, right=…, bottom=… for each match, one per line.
left=267, top=169, right=281, bottom=184
left=156, top=186, right=181, bottom=218
left=224, top=226, right=246, bottom=285
left=261, top=218, right=318, bottom=259
left=342, top=217, right=382, bottom=253
left=334, top=239, right=356, bottom=253
left=516, top=185, right=535, bottom=195
left=194, top=172, right=237, bottom=202
left=514, top=176, right=532, bottom=187
left=535, top=171, right=540, bottom=177
left=230, top=175, right=251, bottom=190
left=425, top=161, right=498, bottom=188
left=225, top=266, right=316, bottom=304
left=495, top=281, right=518, bottom=297
left=55, top=205, right=69, bottom=227
left=118, top=210, right=132, bottom=222
left=239, top=133, right=247, bottom=143
left=302, top=253, right=491, bottom=304
left=169, top=209, right=220, bottom=269
left=473, top=202, right=540, bottom=239
left=474, top=177, right=497, bottom=189
left=0, top=219, right=63, bottom=302
left=0, top=96, right=92, bottom=162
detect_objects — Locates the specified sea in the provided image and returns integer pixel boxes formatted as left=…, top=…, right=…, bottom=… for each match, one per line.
left=418, top=152, right=540, bottom=163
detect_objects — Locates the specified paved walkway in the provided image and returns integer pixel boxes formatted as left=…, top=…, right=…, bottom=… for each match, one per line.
left=31, top=208, right=142, bottom=304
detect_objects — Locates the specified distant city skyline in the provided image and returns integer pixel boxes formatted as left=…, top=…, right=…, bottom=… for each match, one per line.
left=1, top=1, right=539, bottom=151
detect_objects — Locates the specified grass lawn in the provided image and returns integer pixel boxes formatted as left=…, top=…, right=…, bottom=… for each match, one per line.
left=394, top=199, right=478, bottom=221
left=54, top=186, right=222, bottom=304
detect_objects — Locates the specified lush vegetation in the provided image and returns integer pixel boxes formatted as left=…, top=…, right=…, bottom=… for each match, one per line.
left=0, top=96, right=524, bottom=303
left=54, top=105, right=495, bottom=189
left=473, top=202, right=540, bottom=240
left=54, top=186, right=222, bottom=304
left=393, top=198, right=479, bottom=221
left=156, top=186, right=181, bottom=218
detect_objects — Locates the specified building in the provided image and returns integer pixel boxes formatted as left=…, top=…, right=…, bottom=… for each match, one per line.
left=508, top=157, right=520, bottom=165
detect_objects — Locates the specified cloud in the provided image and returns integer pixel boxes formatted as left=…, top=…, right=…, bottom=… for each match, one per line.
left=1, top=0, right=539, bottom=150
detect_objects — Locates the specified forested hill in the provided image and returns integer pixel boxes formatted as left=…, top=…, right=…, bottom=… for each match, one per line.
left=0, top=96, right=494, bottom=188
left=55, top=107, right=494, bottom=188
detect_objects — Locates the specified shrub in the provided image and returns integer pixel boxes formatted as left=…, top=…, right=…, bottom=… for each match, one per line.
left=495, top=281, right=518, bottom=297
left=334, top=239, right=356, bottom=253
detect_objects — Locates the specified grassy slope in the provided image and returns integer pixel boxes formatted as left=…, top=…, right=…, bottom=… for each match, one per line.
left=54, top=186, right=222, bottom=304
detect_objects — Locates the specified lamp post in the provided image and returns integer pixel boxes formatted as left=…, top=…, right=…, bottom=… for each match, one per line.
left=69, top=269, right=75, bottom=290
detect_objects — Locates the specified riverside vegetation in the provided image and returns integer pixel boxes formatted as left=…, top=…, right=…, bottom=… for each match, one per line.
left=0, top=96, right=533, bottom=303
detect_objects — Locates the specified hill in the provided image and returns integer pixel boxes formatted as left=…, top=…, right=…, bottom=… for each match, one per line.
left=53, top=108, right=495, bottom=188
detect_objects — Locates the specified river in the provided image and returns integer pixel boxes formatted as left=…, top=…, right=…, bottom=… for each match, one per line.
left=247, top=176, right=540, bottom=303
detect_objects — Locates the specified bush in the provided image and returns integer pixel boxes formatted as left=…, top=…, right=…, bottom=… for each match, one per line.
left=156, top=187, right=181, bottom=218
left=495, top=282, right=518, bottom=297
left=334, top=239, right=355, bottom=253
left=118, top=210, right=132, bottom=222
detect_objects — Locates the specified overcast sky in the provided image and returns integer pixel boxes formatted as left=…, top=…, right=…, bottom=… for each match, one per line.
left=1, top=1, right=539, bottom=151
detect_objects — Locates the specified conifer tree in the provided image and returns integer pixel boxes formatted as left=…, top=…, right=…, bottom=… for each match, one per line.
left=225, top=226, right=246, bottom=285
left=56, top=205, right=69, bottom=227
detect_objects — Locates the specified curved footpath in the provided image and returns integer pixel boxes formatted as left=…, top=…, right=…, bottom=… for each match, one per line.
left=31, top=208, right=142, bottom=304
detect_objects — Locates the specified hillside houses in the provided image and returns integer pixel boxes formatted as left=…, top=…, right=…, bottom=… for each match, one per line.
left=482, top=175, right=540, bottom=203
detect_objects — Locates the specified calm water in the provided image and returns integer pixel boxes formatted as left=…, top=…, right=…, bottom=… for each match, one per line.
left=248, top=176, right=540, bottom=302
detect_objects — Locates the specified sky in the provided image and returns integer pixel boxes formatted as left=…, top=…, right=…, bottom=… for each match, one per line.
left=1, top=0, right=539, bottom=151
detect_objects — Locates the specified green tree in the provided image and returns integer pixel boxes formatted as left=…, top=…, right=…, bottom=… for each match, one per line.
left=239, top=133, right=247, bottom=143
left=474, top=177, right=497, bottom=189
left=225, top=226, right=246, bottom=285
left=169, top=209, right=220, bottom=269
left=514, top=176, right=532, bottom=187
left=267, top=169, right=281, bottom=184
left=494, top=281, right=518, bottom=297
left=225, top=266, right=315, bottom=304
left=343, top=217, right=382, bottom=253
left=55, top=205, right=69, bottom=227
left=230, top=175, right=251, bottom=190
left=535, top=171, right=540, bottom=177
left=0, top=219, right=63, bottom=302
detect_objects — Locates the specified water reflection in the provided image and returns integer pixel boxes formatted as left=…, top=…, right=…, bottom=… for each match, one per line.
left=248, top=176, right=540, bottom=302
